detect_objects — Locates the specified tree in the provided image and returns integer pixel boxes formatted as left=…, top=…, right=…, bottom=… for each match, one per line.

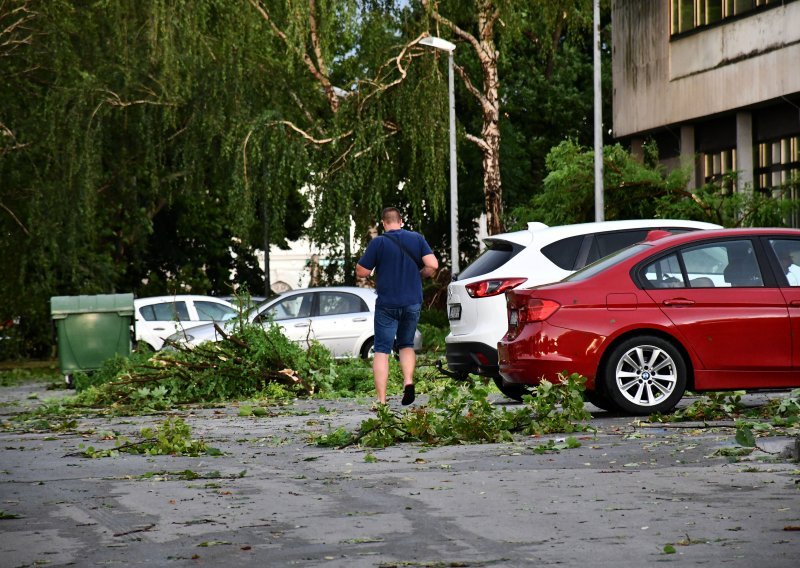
left=244, top=0, right=452, bottom=277
left=507, top=139, right=800, bottom=229
left=421, top=0, right=596, bottom=235
left=0, top=0, right=311, bottom=355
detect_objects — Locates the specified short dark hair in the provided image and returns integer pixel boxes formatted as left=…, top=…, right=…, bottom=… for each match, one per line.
left=381, top=207, right=402, bottom=224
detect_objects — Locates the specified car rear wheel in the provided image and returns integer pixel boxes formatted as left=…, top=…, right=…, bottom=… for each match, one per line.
left=603, top=335, right=687, bottom=415
left=360, top=337, right=374, bottom=360
left=492, top=377, right=531, bottom=402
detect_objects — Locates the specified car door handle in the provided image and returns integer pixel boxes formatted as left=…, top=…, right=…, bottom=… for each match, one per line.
left=662, top=298, right=695, bottom=306
left=352, top=317, right=367, bottom=322
left=790, top=300, right=800, bottom=307
left=294, top=323, right=310, bottom=328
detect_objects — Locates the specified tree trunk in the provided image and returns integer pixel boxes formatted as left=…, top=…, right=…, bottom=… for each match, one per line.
left=424, top=0, right=505, bottom=235
left=477, top=18, right=503, bottom=236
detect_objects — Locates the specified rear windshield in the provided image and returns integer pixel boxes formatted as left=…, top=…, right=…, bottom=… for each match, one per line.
left=457, top=241, right=524, bottom=280
left=564, top=244, right=651, bottom=282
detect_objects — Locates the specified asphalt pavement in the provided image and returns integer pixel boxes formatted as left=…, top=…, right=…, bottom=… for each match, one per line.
left=1, top=380, right=798, bottom=567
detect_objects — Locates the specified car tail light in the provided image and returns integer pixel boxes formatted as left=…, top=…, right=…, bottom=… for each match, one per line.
left=511, top=298, right=561, bottom=325
left=465, top=277, right=528, bottom=298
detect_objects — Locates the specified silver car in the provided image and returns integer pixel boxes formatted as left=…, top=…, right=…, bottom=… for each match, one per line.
left=165, top=286, right=422, bottom=358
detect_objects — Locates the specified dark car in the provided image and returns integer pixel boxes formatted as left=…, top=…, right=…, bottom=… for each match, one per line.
left=498, top=228, right=800, bottom=415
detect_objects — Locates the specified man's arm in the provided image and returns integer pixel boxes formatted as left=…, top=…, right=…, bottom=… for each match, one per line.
left=420, top=253, right=438, bottom=278
left=356, top=263, right=372, bottom=279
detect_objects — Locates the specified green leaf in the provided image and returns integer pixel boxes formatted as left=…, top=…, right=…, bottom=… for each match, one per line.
left=735, top=426, right=756, bottom=447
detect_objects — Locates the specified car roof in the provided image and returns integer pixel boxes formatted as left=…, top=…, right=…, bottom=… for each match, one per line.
left=273, top=286, right=376, bottom=296
left=640, top=227, right=800, bottom=251
left=134, top=295, right=234, bottom=306
left=483, top=219, right=721, bottom=247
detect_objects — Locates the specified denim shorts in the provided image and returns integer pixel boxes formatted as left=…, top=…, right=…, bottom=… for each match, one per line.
left=373, top=303, right=421, bottom=354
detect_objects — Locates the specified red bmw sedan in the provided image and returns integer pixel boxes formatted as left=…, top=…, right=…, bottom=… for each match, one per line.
left=497, top=228, right=800, bottom=415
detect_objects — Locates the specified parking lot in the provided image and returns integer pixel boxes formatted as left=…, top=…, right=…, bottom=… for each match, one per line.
left=1, top=379, right=799, bottom=567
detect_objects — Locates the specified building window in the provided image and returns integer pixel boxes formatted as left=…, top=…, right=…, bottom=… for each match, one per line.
left=702, top=148, right=737, bottom=192
left=671, top=0, right=790, bottom=36
left=756, top=136, right=800, bottom=225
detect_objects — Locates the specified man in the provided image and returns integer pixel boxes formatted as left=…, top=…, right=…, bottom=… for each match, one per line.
left=356, top=207, right=438, bottom=405
left=775, top=242, right=800, bottom=286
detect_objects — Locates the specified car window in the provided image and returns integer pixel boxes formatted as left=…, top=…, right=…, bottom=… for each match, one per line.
left=259, top=294, right=313, bottom=322
left=144, top=301, right=190, bottom=321
left=584, top=227, right=701, bottom=268
left=541, top=235, right=584, bottom=270
left=458, top=241, right=524, bottom=279
left=642, top=253, right=685, bottom=288
left=318, top=292, right=368, bottom=316
left=138, top=305, right=156, bottom=321
left=195, top=301, right=237, bottom=321
left=565, top=244, right=651, bottom=282
left=586, top=230, right=649, bottom=265
left=768, top=238, right=800, bottom=286
left=720, top=240, right=763, bottom=287
left=641, top=239, right=764, bottom=289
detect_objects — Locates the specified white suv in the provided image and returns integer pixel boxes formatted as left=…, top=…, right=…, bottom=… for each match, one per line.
left=445, top=219, right=721, bottom=399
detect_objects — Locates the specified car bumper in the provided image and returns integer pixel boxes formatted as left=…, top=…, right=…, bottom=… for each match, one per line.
left=498, top=321, right=602, bottom=386
left=445, top=341, right=500, bottom=378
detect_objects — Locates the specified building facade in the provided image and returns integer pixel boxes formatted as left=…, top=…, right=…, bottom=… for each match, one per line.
left=612, top=0, right=800, bottom=223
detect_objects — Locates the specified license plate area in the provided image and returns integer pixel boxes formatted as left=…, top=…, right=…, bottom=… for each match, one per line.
left=448, top=304, right=462, bottom=320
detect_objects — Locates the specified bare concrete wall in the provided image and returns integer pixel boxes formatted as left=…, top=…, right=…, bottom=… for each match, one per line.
left=612, top=0, right=800, bottom=138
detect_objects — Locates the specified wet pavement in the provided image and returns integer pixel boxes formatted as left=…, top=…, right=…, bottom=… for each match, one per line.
left=0, top=381, right=798, bottom=567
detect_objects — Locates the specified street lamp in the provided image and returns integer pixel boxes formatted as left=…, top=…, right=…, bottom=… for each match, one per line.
left=420, top=35, right=459, bottom=275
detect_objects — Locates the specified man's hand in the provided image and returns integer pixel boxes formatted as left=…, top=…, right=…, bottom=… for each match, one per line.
left=420, top=253, right=438, bottom=278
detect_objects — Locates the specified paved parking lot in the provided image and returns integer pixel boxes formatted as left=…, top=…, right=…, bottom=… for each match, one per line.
left=1, top=381, right=798, bottom=567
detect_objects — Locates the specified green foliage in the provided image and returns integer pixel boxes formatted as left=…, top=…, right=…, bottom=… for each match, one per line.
left=507, top=139, right=800, bottom=229
left=76, top=417, right=216, bottom=458
left=67, top=321, right=336, bottom=412
left=734, top=425, right=756, bottom=448
left=417, top=323, right=447, bottom=355
left=521, top=375, right=593, bottom=436
left=654, top=391, right=747, bottom=422
left=531, top=436, right=582, bottom=454
left=0, top=367, right=61, bottom=387
left=314, top=373, right=593, bottom=449
left=418, top=308, right=449, bottom=328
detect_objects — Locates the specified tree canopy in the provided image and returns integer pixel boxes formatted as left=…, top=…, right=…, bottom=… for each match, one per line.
left=1, top=0, right=610, bottom=356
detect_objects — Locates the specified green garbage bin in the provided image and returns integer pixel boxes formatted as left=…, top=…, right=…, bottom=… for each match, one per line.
left=50, top=293, right=135, bottom=387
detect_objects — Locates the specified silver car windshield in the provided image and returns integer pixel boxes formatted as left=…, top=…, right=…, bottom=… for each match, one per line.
left=564, top=243, right=651, bottom=282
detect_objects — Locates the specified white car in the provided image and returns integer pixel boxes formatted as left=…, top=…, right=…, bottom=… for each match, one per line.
left=445, top=219, right=721, bottom=399
left=134, top=295, right=238, bottom=351
left=166, top=286, right=422, bottom=358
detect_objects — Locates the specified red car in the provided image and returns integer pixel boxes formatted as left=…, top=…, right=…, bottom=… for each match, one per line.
left=498, top=228, right=800, bottom=415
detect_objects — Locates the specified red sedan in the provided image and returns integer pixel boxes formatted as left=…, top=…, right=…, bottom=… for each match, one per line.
left=498, top=228, right=800, bottom=415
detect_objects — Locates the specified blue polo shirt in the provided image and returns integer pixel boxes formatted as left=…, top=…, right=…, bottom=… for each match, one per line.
left=357, top=229, right=433, bottom=308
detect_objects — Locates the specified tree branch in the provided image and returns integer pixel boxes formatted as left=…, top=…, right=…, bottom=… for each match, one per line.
left=249, top=0, right=340, bottom=113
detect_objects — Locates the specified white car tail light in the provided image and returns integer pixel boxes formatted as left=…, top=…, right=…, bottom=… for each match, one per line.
left=465, top=277, right=528, bottom=298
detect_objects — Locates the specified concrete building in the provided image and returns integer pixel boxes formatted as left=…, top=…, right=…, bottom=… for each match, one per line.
left=612, top=0, right=800, bottom=224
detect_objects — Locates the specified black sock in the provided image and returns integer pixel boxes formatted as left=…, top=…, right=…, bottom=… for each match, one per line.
left=401, top=384, right=415, bottom=405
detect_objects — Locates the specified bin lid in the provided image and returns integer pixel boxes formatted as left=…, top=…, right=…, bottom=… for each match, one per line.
left=51, top=293, right=135, bottom=318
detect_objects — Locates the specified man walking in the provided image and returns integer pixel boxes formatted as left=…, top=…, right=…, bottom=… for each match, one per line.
left=356, top=207, right=438, bottom=405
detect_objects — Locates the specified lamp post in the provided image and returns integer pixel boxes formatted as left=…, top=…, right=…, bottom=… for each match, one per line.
left=420, top=35, right=459, bottom=275
left=593, top=0, right=604, bottom=222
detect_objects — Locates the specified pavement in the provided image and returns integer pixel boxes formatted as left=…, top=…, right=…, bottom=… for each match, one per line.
left=0, top=379, right=799, bottom=568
